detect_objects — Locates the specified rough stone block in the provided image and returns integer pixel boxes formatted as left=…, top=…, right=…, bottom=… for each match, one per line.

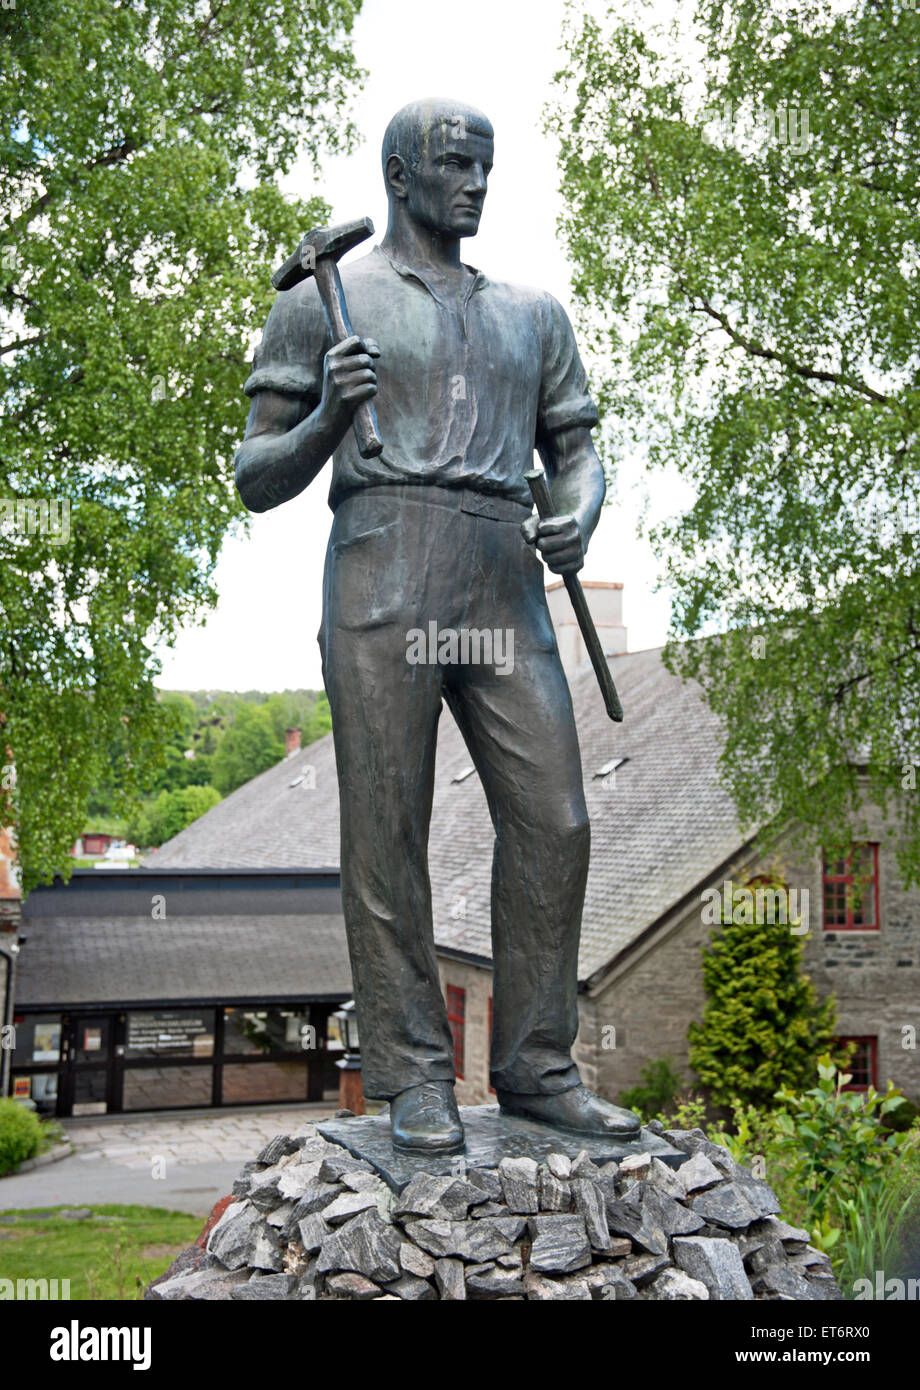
left=673, top=1235, right=754, bottom=1300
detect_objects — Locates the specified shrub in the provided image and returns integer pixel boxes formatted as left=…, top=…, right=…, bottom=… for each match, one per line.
left=688, top=874, right=837, bottom=1109
left=772, top=1054, right=909, bottom=1223
left=619, top=1056, right=684, bottom=1119
left=0, top=1099, right=43, bottom=1175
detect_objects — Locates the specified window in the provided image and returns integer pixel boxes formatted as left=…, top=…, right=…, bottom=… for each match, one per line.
left=446, top=985, right=466, bottom=1080
left=222, top=1007, right=311, bottom=1055
left=822, top=844, right=879, bottom=930
left=836, top=1037, right=877, bottom=1091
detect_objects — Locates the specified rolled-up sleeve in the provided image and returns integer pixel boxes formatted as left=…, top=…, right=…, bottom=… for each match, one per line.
left=243, top=286, right=326, bottom=410
left=536, top=293, right=600, bottom=439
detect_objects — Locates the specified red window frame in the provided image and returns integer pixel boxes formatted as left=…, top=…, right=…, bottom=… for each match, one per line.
left=446, top=985, right=465, bottom=1081
left=835, top=1036, right=878, bottom=1091
left=822, top=844, right=880, bottom=930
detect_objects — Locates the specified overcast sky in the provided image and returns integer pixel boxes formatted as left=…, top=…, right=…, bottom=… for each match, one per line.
left=155, top=0, right=682, bottom=693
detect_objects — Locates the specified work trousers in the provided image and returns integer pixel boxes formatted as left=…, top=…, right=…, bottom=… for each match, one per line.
left=319, top=483, right=589, bottom=1100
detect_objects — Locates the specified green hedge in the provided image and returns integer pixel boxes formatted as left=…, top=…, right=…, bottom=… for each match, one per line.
left=0, top=1099, right=43, bottom=1175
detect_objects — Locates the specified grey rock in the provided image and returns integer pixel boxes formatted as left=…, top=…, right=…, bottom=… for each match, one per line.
left=470, top=1201, right=509, bottom=1220
left=747, top=1239, right=786, bottom=1274
left=322, top=1190, right=380, bottom=1225
left=736, top=1178, right=782, bottom=1218
left=278, top=1160, right=325, bottom=1197
left=393, top=1173, right=482, bottom=1221
left=570, top=1151, right=600, bottom=1179
left=405, top=1216, right=524, bottom=1263
left=297, top=1212, right=330, bottom=1254
left=595, top=1236, right=632, bottom=1259
left=646, top=1119, right=665, bottom=1136
left=319, top=1152, right=375, bottom=1182
left=498, top=1156, right=540, bottom=1214
left=608, top=1182, right=702, bottom=1252
left=315, top=1208, right=403, bottom=1284
left=606, top=1186, right=667, bottom=1255
left=265, top=1201, right=295, bottom=1230
left=149, top=1266, right=251, bottom=1301
left=804, top=1273, right=844, bottom=1301
left=467, top=1168, right=503, bottom=1202
left=662, top=1127, right=708, bottom=1154
left=527, top=1214, right=591, bottom=1274
left=283, top=1182, right=342, bottom=1237
left=400, top=1241, right=436, bottom=1278
left=584, top=1266, right=638, bottom=1301
left=207, top=1201, right=284, bottom=1272
left=733, top=1229, right=769, bottom=1260
left=673, top=1236, right=754, bottom=1300
left=752, top=1216, right=811, bottom=1251
left=546, top=1152, right=572, bottom=1181
left=691, top=1182, right=760, bottom=1230
left=231, top=1160, right=263, bottom=1197
left=231, top=1273, right=295, bottom=1300
left=642, top=1268, right=710, bottom=1301
left=537, top=1166, right=571, bottom=1213
left=246, top=1164, right=291, bottom=1213
left=622, top=1252, right=670, bottom=1288
left=434, top=1257, right=467, bottom=1300
left=675, top=1150, right=724, bottom=1195
left=618, top=1152, right=653, bottom=1184
left=663, top=1130, right=747, bottom=1181
left=751, top=1263, right=814, bottom=1300
left=296, top=1136, right=343, bottom=1163
left=523, top=1268, right=593, bottom=1301
left=646, top=1155, right=686, bottom=1200
left=385, top=1273, right=437, bottom=1301
left=466, top=1262, right=527, bottom=1298
left=256, top=1135, right=302, bottom=1166
left=341, top=1170, right=385, bottom=1193
left=570, top=1178, right=611, bottom=1251
left=639, top=1181, right=706, bottom=1235
left=325, top=1271, right=382, bottom=1300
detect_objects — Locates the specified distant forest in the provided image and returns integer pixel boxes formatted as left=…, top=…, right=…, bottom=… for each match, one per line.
left=87, top=689, right=331, bottom=851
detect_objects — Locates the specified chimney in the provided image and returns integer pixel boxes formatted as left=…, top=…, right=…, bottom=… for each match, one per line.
left=545, top=581, right=627, bottom=679
left=285, top=727, right=302, bottom=757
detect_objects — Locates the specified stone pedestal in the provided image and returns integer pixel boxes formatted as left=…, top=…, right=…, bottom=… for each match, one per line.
left=145, top=1111, right=843, bottom=1303
left=317, top=1105, right=687, bottom=1190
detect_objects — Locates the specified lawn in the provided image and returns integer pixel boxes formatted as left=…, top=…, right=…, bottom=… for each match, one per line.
left=0, top=1205, right=202, bottom=1300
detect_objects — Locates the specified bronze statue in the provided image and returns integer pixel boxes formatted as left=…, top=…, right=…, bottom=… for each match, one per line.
left=235, top=98, right=640, bottom=1154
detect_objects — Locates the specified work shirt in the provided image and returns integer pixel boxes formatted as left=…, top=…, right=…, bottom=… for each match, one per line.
left=244, top=244, right=599, bottom=512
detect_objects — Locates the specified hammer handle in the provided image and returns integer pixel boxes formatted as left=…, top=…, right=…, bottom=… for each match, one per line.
left=525, top=468, right=624, bottom=723
left=314, top=258, right=383, bottom=459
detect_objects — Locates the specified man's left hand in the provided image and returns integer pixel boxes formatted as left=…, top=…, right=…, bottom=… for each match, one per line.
left=521, top=513, right=585, bottom=575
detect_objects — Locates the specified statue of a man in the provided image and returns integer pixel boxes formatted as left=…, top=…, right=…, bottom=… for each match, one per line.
left=235, top=98, right=640, bottom=1154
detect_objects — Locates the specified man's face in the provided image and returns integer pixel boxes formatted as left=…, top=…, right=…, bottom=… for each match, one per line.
left=404, top=120, right=493, bottom=239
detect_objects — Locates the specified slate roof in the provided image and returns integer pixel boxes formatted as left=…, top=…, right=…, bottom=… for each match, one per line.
left=147, top=647, right=749, bottom=982
left=16, top=912, right=351, bottom=1008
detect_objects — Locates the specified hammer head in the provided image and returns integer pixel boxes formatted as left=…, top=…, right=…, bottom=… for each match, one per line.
left=271, top=216, right=374, bottom=291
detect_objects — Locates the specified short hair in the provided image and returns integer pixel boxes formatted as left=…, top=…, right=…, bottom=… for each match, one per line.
left=381, top=98, right=493, bottom=184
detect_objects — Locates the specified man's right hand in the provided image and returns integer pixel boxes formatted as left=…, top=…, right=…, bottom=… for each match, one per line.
left=319, top=334, right=380, bottom=437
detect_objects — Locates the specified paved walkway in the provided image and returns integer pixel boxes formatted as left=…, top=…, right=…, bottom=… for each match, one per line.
left=0, top=1103, right=337, bottom=1217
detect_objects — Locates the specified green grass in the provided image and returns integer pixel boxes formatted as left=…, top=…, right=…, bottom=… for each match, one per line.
left=0, top=1205, right=202, bottom=1300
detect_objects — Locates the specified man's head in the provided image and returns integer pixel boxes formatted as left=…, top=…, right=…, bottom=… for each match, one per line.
left=381, top=98, right=494, bottom=239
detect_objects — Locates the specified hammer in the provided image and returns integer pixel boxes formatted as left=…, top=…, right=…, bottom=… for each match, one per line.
left=525, top=467, right=624, bottom=722
left=271, top=216, right=383, bottom=459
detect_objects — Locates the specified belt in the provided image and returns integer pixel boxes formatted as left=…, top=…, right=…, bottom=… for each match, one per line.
left=339, top=483, right=533, bottom=525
